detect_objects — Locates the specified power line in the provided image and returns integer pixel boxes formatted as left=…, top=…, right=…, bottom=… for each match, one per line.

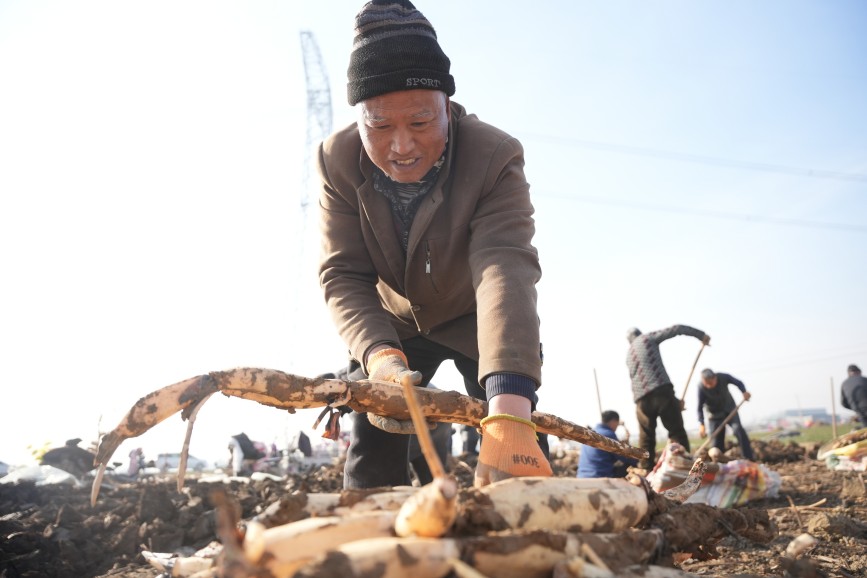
left=739, top=346, right=867, bottom=375
left=535, top=192, right=867, bottom=234
left=520, top=132, right=867, bottom=183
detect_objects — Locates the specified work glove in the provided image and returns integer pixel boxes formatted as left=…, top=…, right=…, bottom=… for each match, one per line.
left=474, top=414, right=553, bottom=488
left=699, top=423, right=707, bottom=438
left=366, top=347, right=422, bottom=387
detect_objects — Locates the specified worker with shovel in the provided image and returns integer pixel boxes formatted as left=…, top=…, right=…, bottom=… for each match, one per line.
left=626, top=325, right=711, bottom=469
left=696, top=368, right=754, bottom=460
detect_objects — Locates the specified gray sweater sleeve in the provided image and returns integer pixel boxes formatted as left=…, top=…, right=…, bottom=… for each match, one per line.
left=647, top=324, right=705, bottom=345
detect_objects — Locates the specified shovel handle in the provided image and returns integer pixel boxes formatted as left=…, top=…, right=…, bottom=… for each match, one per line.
left=680, top=342, right=706, bottom=404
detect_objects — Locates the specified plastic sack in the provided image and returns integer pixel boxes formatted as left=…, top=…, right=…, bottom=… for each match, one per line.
left=686, top=460, right=782, bottom=508
left=817, top=427, right=867, bottom=472
left=647, top=442, right=781, bottom=508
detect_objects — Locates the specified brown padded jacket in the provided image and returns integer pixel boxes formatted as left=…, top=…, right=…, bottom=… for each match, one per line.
left=317, top=101, right=542, bottom=387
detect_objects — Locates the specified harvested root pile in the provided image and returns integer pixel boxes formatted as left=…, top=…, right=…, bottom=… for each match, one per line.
left=141, top=464, right=775, bottom=577
left=32, top=368, right=810, bottom=577
left=6, top=455, right=867, bottom=577
left=104, top=367, right=774, bottom=578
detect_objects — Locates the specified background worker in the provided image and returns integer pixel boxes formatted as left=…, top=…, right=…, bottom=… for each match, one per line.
left=841, top=364, right=867, bottom=426
left=696, top=368, right=754, bottom=460
left=577, top=410, right=638, bottom=478
left=459, top=424, right=480, bottom=455
left=317, top=0, right=551, bottom=489
left=228, top=432, right=266, bottom=477
left=626, top=325, right=711, bottom=469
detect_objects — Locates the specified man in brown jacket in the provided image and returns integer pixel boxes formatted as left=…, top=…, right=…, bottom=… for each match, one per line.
left=317, top=0, right=552, bottom=488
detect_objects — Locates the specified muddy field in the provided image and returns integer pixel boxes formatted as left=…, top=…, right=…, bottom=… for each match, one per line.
left=1, top=439, right=865, bottom=578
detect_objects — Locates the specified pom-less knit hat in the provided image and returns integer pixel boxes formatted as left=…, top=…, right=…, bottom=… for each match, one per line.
left=347, top=0, right=455, bottom=106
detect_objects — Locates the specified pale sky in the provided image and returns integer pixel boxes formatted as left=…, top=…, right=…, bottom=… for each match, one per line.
left=1, top=1, right=865, bottom=470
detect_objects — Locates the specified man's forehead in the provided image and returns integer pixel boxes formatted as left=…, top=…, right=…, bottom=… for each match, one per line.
left=360, top=90, right=445, bottom=116
left=362, top=104, right=436, bottom=121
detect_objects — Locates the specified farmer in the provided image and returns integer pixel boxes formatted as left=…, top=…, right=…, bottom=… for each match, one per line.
left=841, top=364, right=867, bottom=426
left=317, top=0, right=551, bottom=489
left=626, top=325, right=711, bottom=469
left=577, top=410, right=638, bottom=478
left=696, top=369, right=754, bottom=460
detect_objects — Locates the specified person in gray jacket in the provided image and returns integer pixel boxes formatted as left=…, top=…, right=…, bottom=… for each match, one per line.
left=317, top=0, right=551, bottom=489
left=626, top=325, right=710, bottom=469
left=841, top=364, right=867, bottom=426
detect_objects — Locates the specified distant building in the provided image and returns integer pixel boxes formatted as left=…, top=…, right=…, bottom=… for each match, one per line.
left=761, top=407, right=834, bottom=429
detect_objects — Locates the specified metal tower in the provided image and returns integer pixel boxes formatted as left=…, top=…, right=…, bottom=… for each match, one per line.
left=299, top=30, right=333, bottom=216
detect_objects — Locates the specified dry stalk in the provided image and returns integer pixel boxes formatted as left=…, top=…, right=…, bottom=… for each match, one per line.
left=785, top=494, right=804, bottom=529
left=768, top=497, right=828, bottom=513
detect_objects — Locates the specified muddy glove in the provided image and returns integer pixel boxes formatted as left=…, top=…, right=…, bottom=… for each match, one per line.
left=366, top=348, right=422, bottom=387
left=474, top=414, right=553, bottom=488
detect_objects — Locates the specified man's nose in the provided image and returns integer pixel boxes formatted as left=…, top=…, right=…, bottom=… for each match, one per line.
left=391, top=127, right=414, bottom=154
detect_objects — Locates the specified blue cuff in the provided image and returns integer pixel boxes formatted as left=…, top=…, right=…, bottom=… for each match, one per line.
left=484, top=373, right=538, bottom=409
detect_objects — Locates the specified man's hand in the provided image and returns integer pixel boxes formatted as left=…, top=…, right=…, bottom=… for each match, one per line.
left=699, top=423, right=707, bottom=438
left=474, top=414, right=552, bottom=487
left=702, top=334, right=711, bottom=346
left=743, top=391, right=752, bottom=401
left=679, top=398, right=686, bottom=412
left=366, top=347, right=422, bottom=386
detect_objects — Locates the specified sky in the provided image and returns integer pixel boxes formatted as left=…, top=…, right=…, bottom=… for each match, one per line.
left=1, top=1, right=865, bottom=470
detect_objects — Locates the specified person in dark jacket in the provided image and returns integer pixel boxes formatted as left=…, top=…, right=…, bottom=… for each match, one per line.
left=459, top=424, right=480, bottom=455
left=577, top=411, right=638, bottom=478
left=626, top=325, right=711, bottom=469
left=697, top=369, right=754, bottom=460
left=317, top=0, right=551, bottom=489
left=841, top=364, right=867, bottom=426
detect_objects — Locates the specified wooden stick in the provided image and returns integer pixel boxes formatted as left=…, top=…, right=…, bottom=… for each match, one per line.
left=680, top=343, right=706, bottom=403
left=399, top=374, right=446, bottom=480
left=695, top=399, right=747, bottom=455
left=593, top=368, right=603, bottom=417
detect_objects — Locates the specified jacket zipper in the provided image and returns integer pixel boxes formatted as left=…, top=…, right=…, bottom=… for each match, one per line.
left=425, top=242, right=439, bottom=293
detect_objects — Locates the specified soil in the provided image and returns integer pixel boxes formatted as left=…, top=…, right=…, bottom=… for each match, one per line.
left=1, top=439, right=865, bottom=578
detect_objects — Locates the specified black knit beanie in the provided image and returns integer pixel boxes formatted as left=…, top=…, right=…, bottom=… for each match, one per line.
left=347, top=0, right=455, bottom=106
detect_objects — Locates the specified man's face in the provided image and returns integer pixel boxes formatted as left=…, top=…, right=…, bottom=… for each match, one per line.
left=702, top=375, right=718, bottom=389
left=357, top=89, right=449, bottom=183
